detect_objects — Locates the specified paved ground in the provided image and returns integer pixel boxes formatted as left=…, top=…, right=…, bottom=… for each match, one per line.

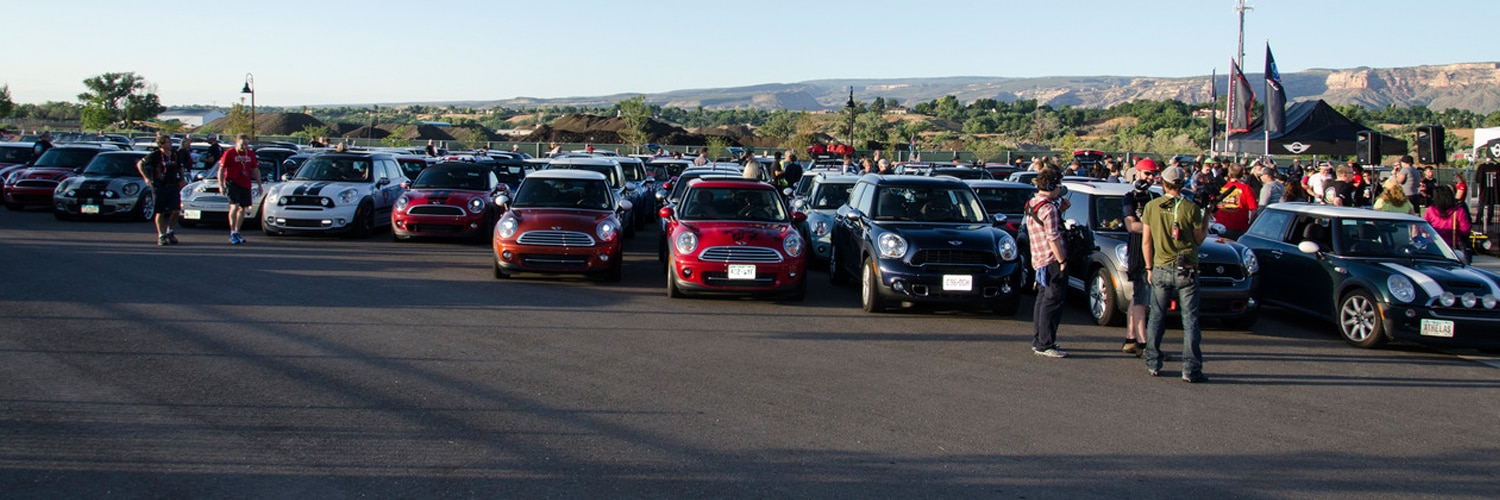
left=2, top=208, right=1499, bottom=498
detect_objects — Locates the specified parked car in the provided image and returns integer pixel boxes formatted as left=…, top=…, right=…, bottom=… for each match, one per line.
left=788, top=174, right=859, bottom=264
left=394, top=155, right=431, bottom=180
left=1237, top=203, right=1500, bottom=350
left=654, top=170, right=743, bottom=262
left=179, top=147, right=301, bottom=228
left=928, top=167, right=993, bottom=180
left=491, top=169, right=629, bottom=281
left=0, top=142, right=38, bottom=190
left=51, top=151, right=154, bottom=221
left=661, top=178, right=807, bottom=300
left=543, top=156, right=640, bottom=238
left=3, top=144, right=113, bottom=211
left=966, top=179, right=1038, bottom=289
left=830, top=175, right=1022, bottom=314
left=1056, top=180, right=1260, bottom=327
left=392, top=162, right=504, bottom=241
left=260, top=152, right=407, bottom=237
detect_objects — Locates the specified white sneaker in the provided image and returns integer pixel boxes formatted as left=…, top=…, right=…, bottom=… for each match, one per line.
left=1032, top=347, right=1068, bottom=358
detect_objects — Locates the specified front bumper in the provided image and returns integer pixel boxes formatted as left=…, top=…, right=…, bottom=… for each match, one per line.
left=874, top=258, right=1021, bottom=307
left=5, top=186, right=55, bottom=206
left=182, top=195, right=260, bottom=221
left=1382, top=303, right=1500, bottom=349
left=496, top=241, right=621, bottom=275
left=54, top=196, right=139, bottom=217
left=262, top=206, right=359, bottom=233
left=671, top=255, right=805, bottom=295
left=394, top=211, right=488, bottom=238
left=1122, top=274, right=1259, bottom=319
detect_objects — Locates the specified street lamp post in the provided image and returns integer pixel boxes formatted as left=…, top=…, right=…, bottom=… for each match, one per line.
left=240, top=73, right=256, bottom=141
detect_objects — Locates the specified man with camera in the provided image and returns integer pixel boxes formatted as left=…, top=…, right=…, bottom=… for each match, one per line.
left=1120, top=158, right=1159, bottom=355
left=1140, top=166, right=1210, bottom=383
left=1025, top=168, right=1070, bottom=359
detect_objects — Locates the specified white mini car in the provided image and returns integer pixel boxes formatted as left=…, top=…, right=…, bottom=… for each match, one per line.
left=260, top=152, right=407, bottom=238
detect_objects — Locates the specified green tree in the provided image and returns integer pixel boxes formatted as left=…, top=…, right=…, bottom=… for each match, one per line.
left=0, top=85, right=13, bottom=120
left=155, top=119, right=186, bottom=135
left=76, top=72, right=162, bottom=128
left=616, top=95, right=652, bottom=152
left=382, top=125, right=410, bottom=147
left=224, top=103, right=253, bottom=136
left=704, top=136, right=730, bottom=160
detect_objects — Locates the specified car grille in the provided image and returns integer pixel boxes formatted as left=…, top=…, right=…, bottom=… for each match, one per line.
left=1199, top=264, right=1245, bottom=280
left=73, top=189, right=105, bottom=198
left=520, top=254, right=590, bottom=270
left=911, top=249, right=997, bottom=267
left=409, top=205, right=465, bottom=216
left=517, top=230, right=594, bottom=247
left=282, top=219, right=328, bottom=228
left=699, top=246, right=783, bottom=263
left=408, top=224, right=465, bottom=233
left=702, top=272, right=776, bottom=287
left=16, top=180, right=57, bottom=188
left=204, top=186, right=221, bottom=194
left=283, top=196, right=326, bottom=207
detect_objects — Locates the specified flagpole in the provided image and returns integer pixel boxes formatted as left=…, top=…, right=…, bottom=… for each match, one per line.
left=1263, top=39, right=1270, bottom=159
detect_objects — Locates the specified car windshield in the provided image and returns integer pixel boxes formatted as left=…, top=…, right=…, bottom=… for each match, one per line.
left=492, top=165, right=525, bottom=186
left=1337, top=219, right=1461, bottom=261
left=810, top=182, right=854, bottom=209
left=397, top=159, right=427, bottom=179
left=678, top=187, right=787, bottom=222
left=512, top=178, right=611, bottom=210
left=412, top=167, right=491, bottom=190
left=551, top=164, right=619, bottom=187
left=872, top=186, right=986, bottom=223
left=33, top=149, right=99, bottom=169
left=295, top=158, right=373, bottom=182
left=0, top=146, right=35, bottom=163
left=973, top=186, right=1035, bottom=215
left=81, top=154, right=142, bottom=177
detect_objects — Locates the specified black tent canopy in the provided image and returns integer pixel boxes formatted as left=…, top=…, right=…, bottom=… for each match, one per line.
left=1226, top=99, right=1406, bottom=157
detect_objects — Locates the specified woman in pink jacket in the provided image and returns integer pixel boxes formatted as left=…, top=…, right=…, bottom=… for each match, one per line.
left=1423, top=184, right=1471, bottom=251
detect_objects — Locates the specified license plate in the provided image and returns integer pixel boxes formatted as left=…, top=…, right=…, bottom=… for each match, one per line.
left=81, top=205, right=100, bottom=214
left=1420, top=319, right=1454, bottom=338
left=727, top=264, right=756, bottom=280
left=183, top=209, right=201, bottom=220
left=943, top=274, right=973, bottom=291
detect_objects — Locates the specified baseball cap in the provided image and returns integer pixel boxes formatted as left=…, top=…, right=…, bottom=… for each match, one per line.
left=1135, top=158, right=1159, bottom=172
left=1160, top=166, right=1187, bottom=185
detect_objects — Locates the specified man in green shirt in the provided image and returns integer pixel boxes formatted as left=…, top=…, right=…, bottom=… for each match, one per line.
left=1140, top=166, right=1211, bottom=383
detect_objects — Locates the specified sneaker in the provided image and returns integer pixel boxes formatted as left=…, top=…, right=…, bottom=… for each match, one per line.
left=166, top=232, right=178, bottom=245
left=229, top=233, right=243, bottom=245
left=1135, top=343, right=1146, bottom=358
left=157, top=235, right=167, bottom=246
left=1147, top=368, right=1160, bottom=377
left=1122, top=341, right=1139, bottom=355
left=1032, top=347, right=1068, bottom=358
left=1182, top=372, right=1209, bottom=384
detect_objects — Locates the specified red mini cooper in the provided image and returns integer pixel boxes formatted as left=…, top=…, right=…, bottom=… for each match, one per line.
left=491, top=169, right=629, bottom=281
left=660, top=178, right=807, bottom=300
left=393, top=162, right=504, bottom=241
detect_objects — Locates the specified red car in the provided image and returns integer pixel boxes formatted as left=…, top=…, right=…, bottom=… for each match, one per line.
left=491, top=169, right=628, bottom=281
left=661, top=178, right=807, bottom=300
left=393, top=162, right=504, bottom=241
left=3, top=145, right=111, bottom=211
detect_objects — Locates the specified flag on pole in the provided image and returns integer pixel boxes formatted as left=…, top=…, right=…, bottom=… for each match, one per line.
left=1228, top=59, right=1255, bottom=133
left=1264, top=44, right=1287, bottom=134
left=1209, top=68, right=1218, bottom=151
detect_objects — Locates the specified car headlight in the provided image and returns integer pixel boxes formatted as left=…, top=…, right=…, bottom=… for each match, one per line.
left=122, top=183, right=140, bottom=196
left=1114, top=243, right=1129, bottom=266
left=998, top=232, right=1019, bottom=262
left=877, top=232, right=908, bottom=259
left=784, top=230, right=804, bottom=257
left=64, top=189, right=76, bottom=197
left=278, top=196, right=289, bottom=206
left=1462, top=292, right=1478, bottom=308
left=180, top=186, right=193, bottom=198
left=338, top=188, right=358, bottom=205
left=394, top=195, right=409, bottom=211
left=4, top=172, right=18, bottom=185
left=468, top=197, right=485, bottom=214
left=1483, top=295, right=1497, bottom=309
left=1440, top=292, right=1456, bottom=307
left=1241, top=250, right=1259, bottom=275
left=597, top=220, right=618, bottom=241
left=1387, top=274, right=1416, bottom=303
left=320, top=197, right=333, bottom=207
left=498, top=216, right=519, bottom=238
left=674, top=231, right=698, bottom=255
left=813, top=219, right=829, bottom=236
left=103, top=190, right=116, bottom=199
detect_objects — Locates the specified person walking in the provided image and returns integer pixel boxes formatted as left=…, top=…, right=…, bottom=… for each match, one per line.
left=1121, top=159, right=1159, bottom=355
left=217, top=134, right=261, bottom=245
left=1141, top=166, right=1210, bottom=383
left=175, top=134, right=196, bottom=176
left=1424, top=185, right=1472, bottom=259
left=1024, top=168, right=1069, bottom=358
left=137, top=136, right=186, bottom=245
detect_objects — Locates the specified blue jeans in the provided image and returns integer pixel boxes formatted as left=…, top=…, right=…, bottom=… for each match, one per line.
left=1146, top=266, right=1203, bottom=374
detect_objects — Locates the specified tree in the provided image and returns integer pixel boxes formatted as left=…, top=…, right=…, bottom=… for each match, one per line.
left=155, top=119, right=186, bottom=135
left=0, top=85, right=13, bottom=120
left=77, top=72, right=163, bottom=128
left=382, top=125, right=411, bottom=147
left=224, top=103, right=253, bottom=136
left=616, top=95, right=652, bottom=152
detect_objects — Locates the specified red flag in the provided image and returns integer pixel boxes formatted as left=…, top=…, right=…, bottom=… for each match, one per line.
left=1228, top=59, right=1256, bottom=133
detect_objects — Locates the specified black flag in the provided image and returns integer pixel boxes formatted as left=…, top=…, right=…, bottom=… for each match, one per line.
left=1228, top=59, right=1255, bottom=133
left=1265, top=44, right=1286, bottom=134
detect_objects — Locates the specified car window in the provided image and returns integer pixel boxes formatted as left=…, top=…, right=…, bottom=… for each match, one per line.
left=296, top=158, right=373, bottom=182
left=619, top=161, right=644, bottom=182
left=850, top=182, right=874, bottom=213
left=678, top=187, right=786, bottom=222
left=1062, top=192, right=1089, bottom=225
left=81, top=154, right=143, bottom=177
left=1288, top=215, right=1334, bottom=249
left=513, top=178, right=611, bottom=210
left=1337, top=218, right=1459, bottom=260
left=0, top=146, right=36, bottom=163
left=412, top=168, right=491, bottom=190
left=1093, top=195, right=1127, bottom=231
left=811, top=182, right=854, bottom=209
left=33, top=148, right=100, bottom=169
left=873, top=186, right=985, bottom=223
left=973, top=186, right=1034, bottom=215
left=1246, top=210, right=1294, bottom=241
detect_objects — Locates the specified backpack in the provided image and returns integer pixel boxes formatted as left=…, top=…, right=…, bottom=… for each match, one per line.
left=1025, top=198, right=1093, bottom=260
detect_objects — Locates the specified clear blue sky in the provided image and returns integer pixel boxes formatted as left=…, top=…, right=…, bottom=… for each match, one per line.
left=3, top=0, right=1492, bottom=107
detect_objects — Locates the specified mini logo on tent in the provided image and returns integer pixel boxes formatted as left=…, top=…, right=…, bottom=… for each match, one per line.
left=1283, top=142, right=1311, bottom=154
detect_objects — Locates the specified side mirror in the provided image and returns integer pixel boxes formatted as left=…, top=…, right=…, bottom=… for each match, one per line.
left=782, top=187, right=793, bottom=197
left=844, top=209, right=864, bottom=221
left=377, top=178, right=391, bottom=187
left=1298, top=241, right=1320, bottom=254
left=1209, top=222, right=1227, bottom=235
left=494, top=194, right=510, bottom=207
left=658, top=206, right=674, bottom=219
left=281, top=173, right=293, bottom=182
left=792, top=211, right=807, bottom=223
left=194, top=172, right=206, bottom=181
left=618, top=200, right=633, bottom=212
left=792, top=199, right=807, bottom=211
left=1064, top=218, right=1080, bottom=230
left=992, top=213, right=1009, bottom=225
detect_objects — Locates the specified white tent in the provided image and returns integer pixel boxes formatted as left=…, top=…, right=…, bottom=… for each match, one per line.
left=1475, top=127, right=1500, bottom=162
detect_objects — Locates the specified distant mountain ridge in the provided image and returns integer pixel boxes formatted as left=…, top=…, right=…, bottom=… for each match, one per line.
left=457, top=62, right=1500, bottom=114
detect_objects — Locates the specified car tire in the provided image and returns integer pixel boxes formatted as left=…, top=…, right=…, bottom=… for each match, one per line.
left=1221, top=314, right=1258, bottom=330
left=492, top=256, right=510, bottom=279
left=860, top=257, right=888, bottom=313
left=829, top=247, right=851, bottom=285
left=1089, top=268, right=1123, bottom=326
left=1338, top=289, right=1387, bottom=349
left=666, top=256, right=685, bottom=298
left=133, top=192, right=155, bottom=223
left=349, top=202, right=374, bottom=239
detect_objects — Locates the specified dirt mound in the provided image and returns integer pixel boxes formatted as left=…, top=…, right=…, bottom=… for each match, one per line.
left=196, top=112, right=325, bottom=136
left=519, top=114, right=734, bottom=146
left=342, top=125, right=389, bottom=139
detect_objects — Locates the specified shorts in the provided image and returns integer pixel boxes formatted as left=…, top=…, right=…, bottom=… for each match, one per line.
left=1130, top=274, right=1150, bottom=307
left=154, top=183, right=181, bottom=213
left=225, top=183, right=253, bottom=207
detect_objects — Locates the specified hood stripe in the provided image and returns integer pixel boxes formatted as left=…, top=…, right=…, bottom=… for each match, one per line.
left=1382, top=262, right=1444, bottom=297
left=1452, top=267, right=1500, bottom=297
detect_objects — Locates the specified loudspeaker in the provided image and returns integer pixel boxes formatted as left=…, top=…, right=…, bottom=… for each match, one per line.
left=1356, top=130, right=1381, bottom=165
left=1417, top=125, right=1446, bottom=164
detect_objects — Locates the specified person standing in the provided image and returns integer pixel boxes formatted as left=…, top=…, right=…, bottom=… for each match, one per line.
left=424, top=139, right=438, bottom=157
left=781, top=152, right=803, bottom=187
left=1306, top=163, right=1332, bottom=203
left=204, top=134, right=223, bottom=167
left=1255, top=169, right=1285, bottom=219
left=1214, top=165, right=1257, bottom=239
left=1323, top=165, right=1357, bottom=207
left=1121, top=159, right=1159, bottom=356
left=1024, top=169, right=1069, bottom=358
left=137, top=136, right=186, bottom=245
left=217, top=134, right=261, bottom=245
left=175, top=134, right=196, bottom=176
left=1141, top=166, right=1210, bottom=383
left=693, top=147, right=711, bottom=166
left=1374, top=179, right=1416, bottom=215
left=1394, top=155, right=1420, bottom=206
left=1424, top=185, right=1472, bottom=261
left=34, top=131, right=53, bottom=157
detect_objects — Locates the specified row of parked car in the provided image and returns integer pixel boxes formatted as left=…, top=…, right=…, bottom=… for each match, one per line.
left=6, top=140, right=1499, bottom=352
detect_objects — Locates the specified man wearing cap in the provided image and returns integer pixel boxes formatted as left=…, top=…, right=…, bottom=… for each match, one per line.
left=1140, top=165, right=1210, bottom=383
left=1120, top=158, right=1159, bottom=355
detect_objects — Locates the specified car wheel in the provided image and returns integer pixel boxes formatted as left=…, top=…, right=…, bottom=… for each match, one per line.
left=134, top=192, right=155, bottom=222
left=1339, top=289, right=1386, bottom=349
left=349, top=202, right=374, bottom=239
left=492, top=255, right=510, bottom=279
left=829, top=247, right=851, bottom=285
left=666, top=255, right=685, bottom=298
left=1089, top=268, right=1122, bottom=326
left=860, top=257, right=887, bottom=313
left=1221, top=314, right=1258, bottom=330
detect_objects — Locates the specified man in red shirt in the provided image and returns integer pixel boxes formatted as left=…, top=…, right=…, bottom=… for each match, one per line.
left=217, top=134, right=261, bottom=245
left=1214, top=164, right=1257, bottom=240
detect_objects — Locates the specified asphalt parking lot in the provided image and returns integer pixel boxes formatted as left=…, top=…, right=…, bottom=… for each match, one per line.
left=2, top=209, right=1499, bottom=498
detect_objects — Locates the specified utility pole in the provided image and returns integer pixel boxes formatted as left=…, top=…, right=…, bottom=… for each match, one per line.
left=1235, top=0, right=1253, bottom=71
left=845, top=87, right=857, bottom=149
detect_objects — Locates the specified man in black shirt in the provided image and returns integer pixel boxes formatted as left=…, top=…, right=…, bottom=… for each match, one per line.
left=1121, top=158, right=1159, bottom=355
left=1323, top=165, right=1357, bottom=207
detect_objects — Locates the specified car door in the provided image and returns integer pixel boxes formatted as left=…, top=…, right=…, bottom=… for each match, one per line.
left=1276, top=214, right=1338, bottom=315
left=834, top=181, right=874, bottom=275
